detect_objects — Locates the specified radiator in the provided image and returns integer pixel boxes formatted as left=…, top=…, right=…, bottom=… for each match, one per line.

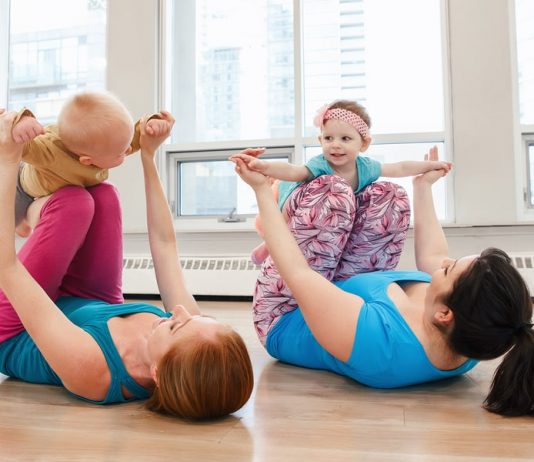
left=508, top=252, right=534, bottom=295
left=122, top=255, right=261, bottom=297
left=123, top=251, right=534, bottom=298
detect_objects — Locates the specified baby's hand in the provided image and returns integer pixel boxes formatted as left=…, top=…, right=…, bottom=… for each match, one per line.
left=427, top=160, right=452, bottom=173
left=145, top=116, right=173, bottom=138
left=0, top=110, right=24, bottom=163
left=140, top=111, right=175, bottom=154
left=229, top=148, right=268, bottom=173
left=238, top=147, right=265, bottom=158
left=414, top=146, right=449, bottom=186
left=12, top=115, right=44, bottom=143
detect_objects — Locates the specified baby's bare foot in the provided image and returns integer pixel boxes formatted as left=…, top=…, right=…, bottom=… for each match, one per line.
left=15, top=220, right=32, bottom=238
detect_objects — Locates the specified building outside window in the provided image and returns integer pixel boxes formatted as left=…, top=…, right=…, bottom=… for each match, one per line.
left=164, top=0, right=448, bottom=221
left=6, top=0, right=107, bottom=124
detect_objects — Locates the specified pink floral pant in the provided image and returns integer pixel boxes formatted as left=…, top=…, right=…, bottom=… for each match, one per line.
left=253, top=175, right=410, bottom=345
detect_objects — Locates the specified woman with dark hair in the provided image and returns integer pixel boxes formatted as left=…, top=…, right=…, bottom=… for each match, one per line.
left=0, top=110, right=253, bottom=420
left=232, top=146, right=534, bottom=416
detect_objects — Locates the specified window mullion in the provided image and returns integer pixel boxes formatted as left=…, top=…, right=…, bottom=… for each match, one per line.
left=0, top=0, right=9, bottom=107
left=293, top=0, right=304, bottom=164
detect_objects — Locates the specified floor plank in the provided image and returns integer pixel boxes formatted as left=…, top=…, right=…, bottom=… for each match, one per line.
left=0, top=299, right=532, bottom=461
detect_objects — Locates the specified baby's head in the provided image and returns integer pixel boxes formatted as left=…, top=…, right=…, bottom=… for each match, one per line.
left=314, top=99, right=372, bottom=145
left=58, top=91, right=134, bottom=169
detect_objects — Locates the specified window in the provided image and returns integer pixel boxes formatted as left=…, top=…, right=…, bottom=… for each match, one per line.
left=164, top=0, right=448, bottom=221
left=515, top=0, right=534, bottom=126
left=301, top=0, right=444, bottom=136
left=526, top=137, right=534, bottom=207
left=165, top=0, right=294, bottom=143
left=515, top=0, right=534, bottom=210
left=167, top=147, right=291, bottom=217
left=6, top=0, right=107, bottom=124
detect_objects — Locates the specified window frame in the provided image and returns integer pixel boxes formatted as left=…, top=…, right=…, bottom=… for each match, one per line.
left=0, top=0, right=9, bottom=107
left=522, top=132, right=534, bottom=210
left=164, top=139, right=295, bottom=231
left=159, top=0, right=454, bottom=230
left=511, top=0, right=534, bottom=221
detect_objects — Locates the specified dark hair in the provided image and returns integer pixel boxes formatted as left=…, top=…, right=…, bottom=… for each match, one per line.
left=442, top=248, right=534, bottom=416
left=145, top=325, right=254, bottom=420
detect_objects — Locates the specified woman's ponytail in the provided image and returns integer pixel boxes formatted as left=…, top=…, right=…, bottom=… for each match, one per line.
left=484, top=328, right=534, bottom=416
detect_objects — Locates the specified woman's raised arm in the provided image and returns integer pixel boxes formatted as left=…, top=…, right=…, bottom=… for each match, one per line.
left=0, top=111, right=99, bottom=394
left=232, top=156, right=363, bottom=361
left=139, top=112, right=200, bottom=315
left=412, top=146, right=451, bottom=273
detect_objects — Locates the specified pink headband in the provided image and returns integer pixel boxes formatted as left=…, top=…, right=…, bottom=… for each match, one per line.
left=313, top=105, right=370, bottom=140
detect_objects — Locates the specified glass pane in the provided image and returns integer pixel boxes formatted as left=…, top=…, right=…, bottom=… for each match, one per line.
left=515, top=0, right=534, bottom=125
left=178, top=158, right=288, bottom=216
left=8, top=0, right=107, bottom=124
left=167, top=0, right=294, bottom=143
left=302, top=0, right=444, bottom=135
left=305, top=142, right=448, bottom=220
left=528, top=143, right=534, bottom=207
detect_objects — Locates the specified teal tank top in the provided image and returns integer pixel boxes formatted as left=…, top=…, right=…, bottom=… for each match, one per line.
left=0, top=297, right=171, bottom=404
left=266, top=271, right=478, bottom=388
left=277, top=154, right=382, bottom=209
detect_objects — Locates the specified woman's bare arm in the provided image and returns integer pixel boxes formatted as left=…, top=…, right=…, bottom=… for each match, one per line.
left=139, top=112, right=200, bottom=315
left=413, top=146, right=450, bottom=273
left=0, top=111, right=101, bottom=396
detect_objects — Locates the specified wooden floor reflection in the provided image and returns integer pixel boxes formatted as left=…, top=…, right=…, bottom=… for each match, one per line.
left=1, top=300, right=532, bottom=461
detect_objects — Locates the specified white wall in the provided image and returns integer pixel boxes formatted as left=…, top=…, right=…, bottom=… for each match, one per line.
left=448, top=0, right=518, bottom=224
left=106, top=0, right=534, bottom=260
left=106, top=0, right=159, bottom=232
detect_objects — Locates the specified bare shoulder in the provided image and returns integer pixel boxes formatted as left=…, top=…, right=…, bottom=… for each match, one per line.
left=59, top=332, right=111, bottom=401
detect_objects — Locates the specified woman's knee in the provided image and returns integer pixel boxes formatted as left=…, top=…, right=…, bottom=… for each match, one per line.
left=44, top=186, right=95, bottom=223
left=87, top=182, right=120, bottom=209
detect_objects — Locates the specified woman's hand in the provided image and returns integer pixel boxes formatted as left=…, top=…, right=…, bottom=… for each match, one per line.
left=0, top=110, right=24, bottom=165
left=231, top=155, right=271, bottom=190
left=413, top=146, right=449, bottom=187
left=139, top=111, right=175, bottom=157
left=229, top=148, right=271, bottom=175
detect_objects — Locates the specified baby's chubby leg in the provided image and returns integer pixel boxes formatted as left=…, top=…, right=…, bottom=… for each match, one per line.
left=15, top=196, right=46, bottom=238
left=335, top=181, right=410, bottom=280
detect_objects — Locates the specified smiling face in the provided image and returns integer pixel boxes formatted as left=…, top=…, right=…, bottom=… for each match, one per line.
left=147, top=305, right=221, bottom=366
left=319, top=118, right=371, bottom=169
left=425, top=255, right=478, bottom=326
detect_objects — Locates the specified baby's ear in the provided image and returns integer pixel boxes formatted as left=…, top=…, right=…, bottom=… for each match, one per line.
left=78, top=155, right=94, bottom=166
left=360, top=136, right=372, bottom=152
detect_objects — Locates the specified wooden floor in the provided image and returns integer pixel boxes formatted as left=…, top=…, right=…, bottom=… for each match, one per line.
left=1, top=299, right=533, bottom=461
